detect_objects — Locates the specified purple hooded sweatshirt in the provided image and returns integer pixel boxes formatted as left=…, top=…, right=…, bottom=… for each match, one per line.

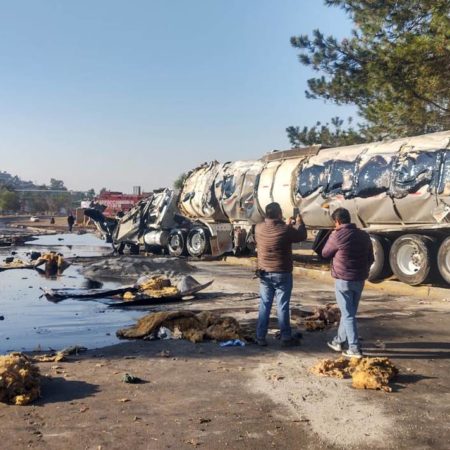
left=321, top=223, right=374, bottom=281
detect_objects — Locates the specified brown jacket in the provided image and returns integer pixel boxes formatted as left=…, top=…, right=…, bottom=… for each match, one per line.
left=255, top=219, right=307, bottom=273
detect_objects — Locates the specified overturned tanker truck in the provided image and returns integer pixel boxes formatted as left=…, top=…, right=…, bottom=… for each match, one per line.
left=86, top=130, right=450, bottom=286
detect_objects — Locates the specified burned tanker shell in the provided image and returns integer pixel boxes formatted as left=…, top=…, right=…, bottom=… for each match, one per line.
left=391, top=151, right=440, bottom=198
left=214, top=160, right=264, bottom=223
left=178, top=161, right=227, bottom=221
left=325, top=160, right=356, bottom=196
left=353, top=155, right=393, bottom=198
left=297, top=161, right=332, bottom=198
left=438, top=151, right=450, bottom=195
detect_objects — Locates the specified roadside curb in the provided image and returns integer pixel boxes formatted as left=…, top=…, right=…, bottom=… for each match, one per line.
left=222, top=256, right=450, bottom=300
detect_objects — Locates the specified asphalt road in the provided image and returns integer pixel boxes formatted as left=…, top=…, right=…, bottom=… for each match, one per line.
left=1, top=260, right=449, bottom=449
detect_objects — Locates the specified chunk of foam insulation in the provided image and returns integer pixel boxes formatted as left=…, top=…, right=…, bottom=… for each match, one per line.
left=0, top=353, right=40, bottom=405
left=310, top=357, right=398, bottom=392
left=138, top=276, right=180, bottom=298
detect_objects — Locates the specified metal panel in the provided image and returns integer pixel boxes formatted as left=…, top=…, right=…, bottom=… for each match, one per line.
left=215, top=160, right=264, bottom=223
left=262, top=145, right=321, bottom=162
left=271, top=158, right=302, bottom=219
left=179, top=162, right=226, bottom=221
left=353, top=152, right=399, bottom=225
left=256, top=161, right=281, bottom=214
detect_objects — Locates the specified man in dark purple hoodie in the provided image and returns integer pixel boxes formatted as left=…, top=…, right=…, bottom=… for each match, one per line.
left=322, top=208, right=374, bottom=358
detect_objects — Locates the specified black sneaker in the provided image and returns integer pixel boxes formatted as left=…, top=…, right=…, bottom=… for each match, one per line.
left=256, top=338, right=268, bottom=347
left=281, top=338, right=301, bottom=348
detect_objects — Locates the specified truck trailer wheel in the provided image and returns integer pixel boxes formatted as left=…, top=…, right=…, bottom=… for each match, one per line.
left=368, top=235, right=392, bottom=282
left=187, top=227, right=210, bottom=257
left=437, top=236, right=450, bottom=284
left=389, top=234, right=436, bottom=285
left=112, top=242, right=125, bottom=255
left=128, top=243, right=140, bottom=255
left=167, top=229, right=187, bottom=257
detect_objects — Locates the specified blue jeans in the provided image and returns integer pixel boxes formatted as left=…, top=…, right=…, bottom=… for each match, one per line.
left=333, top=279, right=364, bottom=352
left=257, top=272, right=293, bottom=341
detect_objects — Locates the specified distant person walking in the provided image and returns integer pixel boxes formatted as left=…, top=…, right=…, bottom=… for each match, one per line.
left=255, top=202, right=307, bottom=347
left=322, top=208, right=374, bottom=358
left=67, top=214, right=75, bottom=232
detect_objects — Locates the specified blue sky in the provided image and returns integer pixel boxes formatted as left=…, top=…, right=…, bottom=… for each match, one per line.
left=0, top=0, right=355, bottom=192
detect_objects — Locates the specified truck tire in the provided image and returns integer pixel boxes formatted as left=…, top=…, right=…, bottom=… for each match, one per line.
left=128, top=243, right=140, bottom=255
left=368, top=235, right=392, bottom=282
left=113, top=242, right=125, bottom=255
left=167, top=229, right=187, bottom=257
left=187, top=227, right=210, bottom=257
left=389, top=234, right=436, bottom=285
left=437, top=236, right=450, bottom=284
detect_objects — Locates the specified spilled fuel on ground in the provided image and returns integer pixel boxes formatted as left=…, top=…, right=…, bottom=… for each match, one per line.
left=0, top=233, right=144, bottom=354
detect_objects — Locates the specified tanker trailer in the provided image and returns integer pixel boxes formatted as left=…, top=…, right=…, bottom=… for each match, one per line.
left=178, top=159, right=267, bottom=256
left=271, top=130, right=450, bottom=285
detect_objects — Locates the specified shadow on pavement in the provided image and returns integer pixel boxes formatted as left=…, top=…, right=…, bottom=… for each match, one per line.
left=38, top=377, right=100, bottom=405
left=363, top=341, right=450, bottom=359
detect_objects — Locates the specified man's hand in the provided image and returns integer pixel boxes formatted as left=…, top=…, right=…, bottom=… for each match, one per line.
left=286, top=213, right=303, bottom=226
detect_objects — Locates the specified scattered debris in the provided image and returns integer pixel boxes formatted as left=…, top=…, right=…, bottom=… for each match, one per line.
left=219, top=339, right=246, bottom=347
left=310, top=357, right=398, bottom=392
left=119, top=398, right=131, bottom=403
left=304, top=303, right=340, bottom=331
left=304, top=320, right=327, bottom=331
left=117, top=310, right=242, bottom=343
left=156, top=350, right=171, bottom=358
left=0, top=252, right=70, bottom=275
left=31, top=345, right=87, bottom=363
left=185, top=438, right=202, bottom=447
left=269, top=374, right=285, bottom=382
left=122, top=291, right=135, bottom=300
left=32, top=353, right=65, bottom=363
left=60, top=345, right=88, bottom=356
left=0, top=258, right=34, bottom=271
left=135, top=276, right=179, bottom=298
left=42, top=275, right=212, bottom=304
left=122, top=373, right=144, bottom=384
left=0, top=353, right=40, bottom=405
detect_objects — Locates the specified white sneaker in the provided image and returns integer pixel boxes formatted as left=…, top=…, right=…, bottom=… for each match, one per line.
left=342, top=349, right=363, bottom=359
left=327, top=341, right=342, bottom=352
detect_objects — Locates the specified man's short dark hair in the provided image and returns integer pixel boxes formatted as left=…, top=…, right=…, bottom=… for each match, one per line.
left=331, top=207, right=351, bottom=224
left=265, top=202, right=282, bottom=219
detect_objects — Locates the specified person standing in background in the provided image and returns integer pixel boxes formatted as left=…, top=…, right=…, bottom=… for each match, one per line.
left=67, top=213, right=75, bottom=232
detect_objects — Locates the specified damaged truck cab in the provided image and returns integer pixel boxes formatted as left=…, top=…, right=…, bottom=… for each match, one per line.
left=85, top=188, right=183, bottom=255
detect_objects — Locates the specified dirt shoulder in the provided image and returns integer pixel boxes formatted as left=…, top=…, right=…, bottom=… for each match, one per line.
left=1, top=261, right=449, bottom=449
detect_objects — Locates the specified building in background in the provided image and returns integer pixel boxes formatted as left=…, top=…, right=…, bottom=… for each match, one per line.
left=95, top=188, right=147, bottom=216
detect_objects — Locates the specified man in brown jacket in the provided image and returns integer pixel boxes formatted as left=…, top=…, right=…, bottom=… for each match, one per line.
left=255, top=202, right=307, bottom=346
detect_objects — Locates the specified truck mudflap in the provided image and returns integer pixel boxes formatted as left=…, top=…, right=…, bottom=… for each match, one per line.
left=204, top=222, right=233, bottom=256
